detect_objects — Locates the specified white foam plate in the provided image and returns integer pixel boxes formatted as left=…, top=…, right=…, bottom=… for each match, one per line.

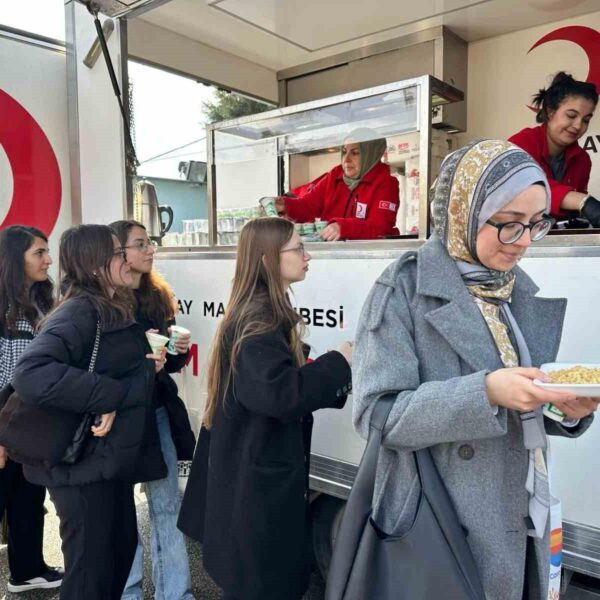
left=533, top=362, right=600, bottom=397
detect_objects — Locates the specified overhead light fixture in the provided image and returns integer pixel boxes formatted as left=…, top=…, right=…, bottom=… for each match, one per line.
left=74, top=0, right=173, bottom=19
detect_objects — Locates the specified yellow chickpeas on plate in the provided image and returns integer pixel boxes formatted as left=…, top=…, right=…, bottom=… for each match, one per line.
left=534, top=363, right=600, bottom=398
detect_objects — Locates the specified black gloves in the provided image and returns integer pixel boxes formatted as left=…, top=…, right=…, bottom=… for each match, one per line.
left=581, top=195, right=600, bottom=228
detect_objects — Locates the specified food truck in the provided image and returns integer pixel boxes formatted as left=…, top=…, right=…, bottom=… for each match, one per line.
left=2, top=0, right=600, bottom=592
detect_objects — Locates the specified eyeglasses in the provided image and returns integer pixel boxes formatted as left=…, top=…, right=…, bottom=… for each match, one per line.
left=485, top=216, right=555, bottom=244
left=113, top=247, right=127, bottom=261
left=280, top=243, right=307, bottom=256
left=123, top=239, right=157, bottom=253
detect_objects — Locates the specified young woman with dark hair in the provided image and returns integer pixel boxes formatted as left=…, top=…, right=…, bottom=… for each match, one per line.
left=178, top=217, right=353, bottom=600
left=0, top=225, right=63, bottom=593
left=110, top=219, right=196, bottom=600
left=12, top=224, right=168, bottom=600
left=509, top=71, right=599, bottom=224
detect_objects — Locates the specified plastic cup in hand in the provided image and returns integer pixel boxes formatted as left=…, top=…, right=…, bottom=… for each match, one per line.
left=259, top=197, right=278, bottom=217
left=146, top=332, right=169, bottom=355
left=315, top=219, right=327, bottom=233
left=543, top=402, right=567, bottom=423
left=301, top=222, right=316, bottom=235
left=167, top=325, right=190, bottom=355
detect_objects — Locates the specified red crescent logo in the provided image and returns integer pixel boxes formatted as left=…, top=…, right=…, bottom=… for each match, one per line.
left=0, top=88, right=62, bottom=235
left=528, top=25, right=600, bottom=92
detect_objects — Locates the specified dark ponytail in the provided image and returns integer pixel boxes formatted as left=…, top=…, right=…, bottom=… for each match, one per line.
left=532, top=71, right=598, bottom=123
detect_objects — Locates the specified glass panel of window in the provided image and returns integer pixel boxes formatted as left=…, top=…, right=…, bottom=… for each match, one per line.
left=213, top=85, right=420, bottom=244
left=129, top=60, right=272, bottom=247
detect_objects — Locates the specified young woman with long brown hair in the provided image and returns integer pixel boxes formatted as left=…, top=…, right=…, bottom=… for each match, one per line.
left=0, top=225, right=63, bottom=593
left=12, top=224, right=168, bottom=599
left=178, top=217, right=353, bottom=600
left=111, top=219, right=195, bottom=600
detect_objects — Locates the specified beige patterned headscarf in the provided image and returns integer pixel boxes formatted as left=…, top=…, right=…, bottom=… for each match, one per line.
left=431, top=139, right=553, bottom=539
left=430, top=139, right=549, bottom=366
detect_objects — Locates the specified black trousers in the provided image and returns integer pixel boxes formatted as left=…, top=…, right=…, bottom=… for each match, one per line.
left=49, top=479, right=137, bottom=600
left=522, top=536, right=539, bottom=600
left=0, top=458, right=47, bottom=581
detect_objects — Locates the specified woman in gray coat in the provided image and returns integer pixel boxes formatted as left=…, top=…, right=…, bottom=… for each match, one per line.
left=353, top=139, right=598, bottom=600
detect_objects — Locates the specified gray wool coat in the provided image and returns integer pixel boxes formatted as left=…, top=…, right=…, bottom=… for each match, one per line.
left=353, top=236, right=593, bottom=600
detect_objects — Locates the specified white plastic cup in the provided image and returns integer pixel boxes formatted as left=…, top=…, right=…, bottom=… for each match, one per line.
left=177, top=460, right=192, bottom=494
left=315, top=220, right=327, bottom=233
left=146, top=332, right=169, bottom=355
left=167, top=325, right=190, bottom=355
left=259, top=196, right=278, bottom=217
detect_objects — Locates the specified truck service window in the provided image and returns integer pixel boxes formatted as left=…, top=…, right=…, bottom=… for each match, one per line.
left=129, top=60, right=272, bottom=247
left=212, top=85, right=422, bottom=245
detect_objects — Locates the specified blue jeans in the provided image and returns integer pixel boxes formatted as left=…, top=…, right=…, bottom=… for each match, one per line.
left=122, top=407, right=195, bottom=600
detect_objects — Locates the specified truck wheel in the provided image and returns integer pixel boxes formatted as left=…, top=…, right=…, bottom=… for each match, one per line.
left=310, top=495, right=346, bottom=579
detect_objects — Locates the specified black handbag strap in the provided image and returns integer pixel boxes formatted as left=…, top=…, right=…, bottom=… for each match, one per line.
left=369, top=393, right=396, bottom=435
left=88, top=322, right=101, bottom=373
left=326, top=394, right=486, bottom=600
left=325, top=395, right=395, bottom=599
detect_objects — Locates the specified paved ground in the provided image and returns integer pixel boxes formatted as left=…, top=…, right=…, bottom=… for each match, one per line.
left=0, top=488, right=326, bottom=599
left=0, top=489, right=596, bottom=599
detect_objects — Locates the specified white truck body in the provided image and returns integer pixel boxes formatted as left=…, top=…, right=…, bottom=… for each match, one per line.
left=2, top=0, right=600, bottom=583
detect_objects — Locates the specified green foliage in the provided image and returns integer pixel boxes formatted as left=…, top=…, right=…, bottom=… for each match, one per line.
left=203, top=89, right=270, bottom=123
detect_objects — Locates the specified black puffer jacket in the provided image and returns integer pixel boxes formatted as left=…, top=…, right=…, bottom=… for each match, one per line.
left=12, top=296, right=167, bottom=488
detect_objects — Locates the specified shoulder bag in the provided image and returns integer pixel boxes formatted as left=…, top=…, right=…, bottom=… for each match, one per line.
left=0, top=322, right=102, bottom=467
left=325, top=394, right=486, bottom=600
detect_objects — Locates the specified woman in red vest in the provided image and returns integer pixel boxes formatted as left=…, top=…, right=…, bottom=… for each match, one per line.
left=509, top=72, right=599, bottom=225
left=274, top=128, right=400, bottom=241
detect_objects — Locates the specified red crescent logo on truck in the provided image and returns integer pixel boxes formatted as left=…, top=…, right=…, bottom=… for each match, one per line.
left=0, top=88, right=61, bottom=235
left=528, top=26, right=600, bottom=91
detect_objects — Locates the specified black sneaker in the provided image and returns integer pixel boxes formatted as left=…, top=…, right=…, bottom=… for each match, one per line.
left=7, top=566, right=63, bottom=592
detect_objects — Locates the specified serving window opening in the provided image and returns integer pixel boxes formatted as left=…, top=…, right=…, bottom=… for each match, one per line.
left=128, top=59, right=273, bottom=247
left=212, top=83, right=428, bottom=245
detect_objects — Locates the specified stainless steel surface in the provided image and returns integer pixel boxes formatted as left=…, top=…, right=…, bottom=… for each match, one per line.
left=74, top=0, right=173, bottom=19
left=276, top=26, right=457, bottom=80
left=284, top=43, right=434, bottom=106
left=156, top=232, right=600, bottom=259
left=155, top=239, right=421, bottom=260
left=65, top=1, right=82, bottom=225
left=0, top=24, right=65, bottom=52
left=207, top=129, right=217, bottom=247
left=196, top=75, right=461, bottom=252
left=206, top=75, right=458, bottom=132
left=309, top=477, right=351, bottom=501
left=564, top=522, right=600, bottom=578
left=309, top=454, right=358, bottom=498
left=279, top=26, right=466, bottom=129
left=135, top=179, right=173, bottom=241
left=433, top=29, right=468, bottom=130
left=418, top=78, right=431, bottom=240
